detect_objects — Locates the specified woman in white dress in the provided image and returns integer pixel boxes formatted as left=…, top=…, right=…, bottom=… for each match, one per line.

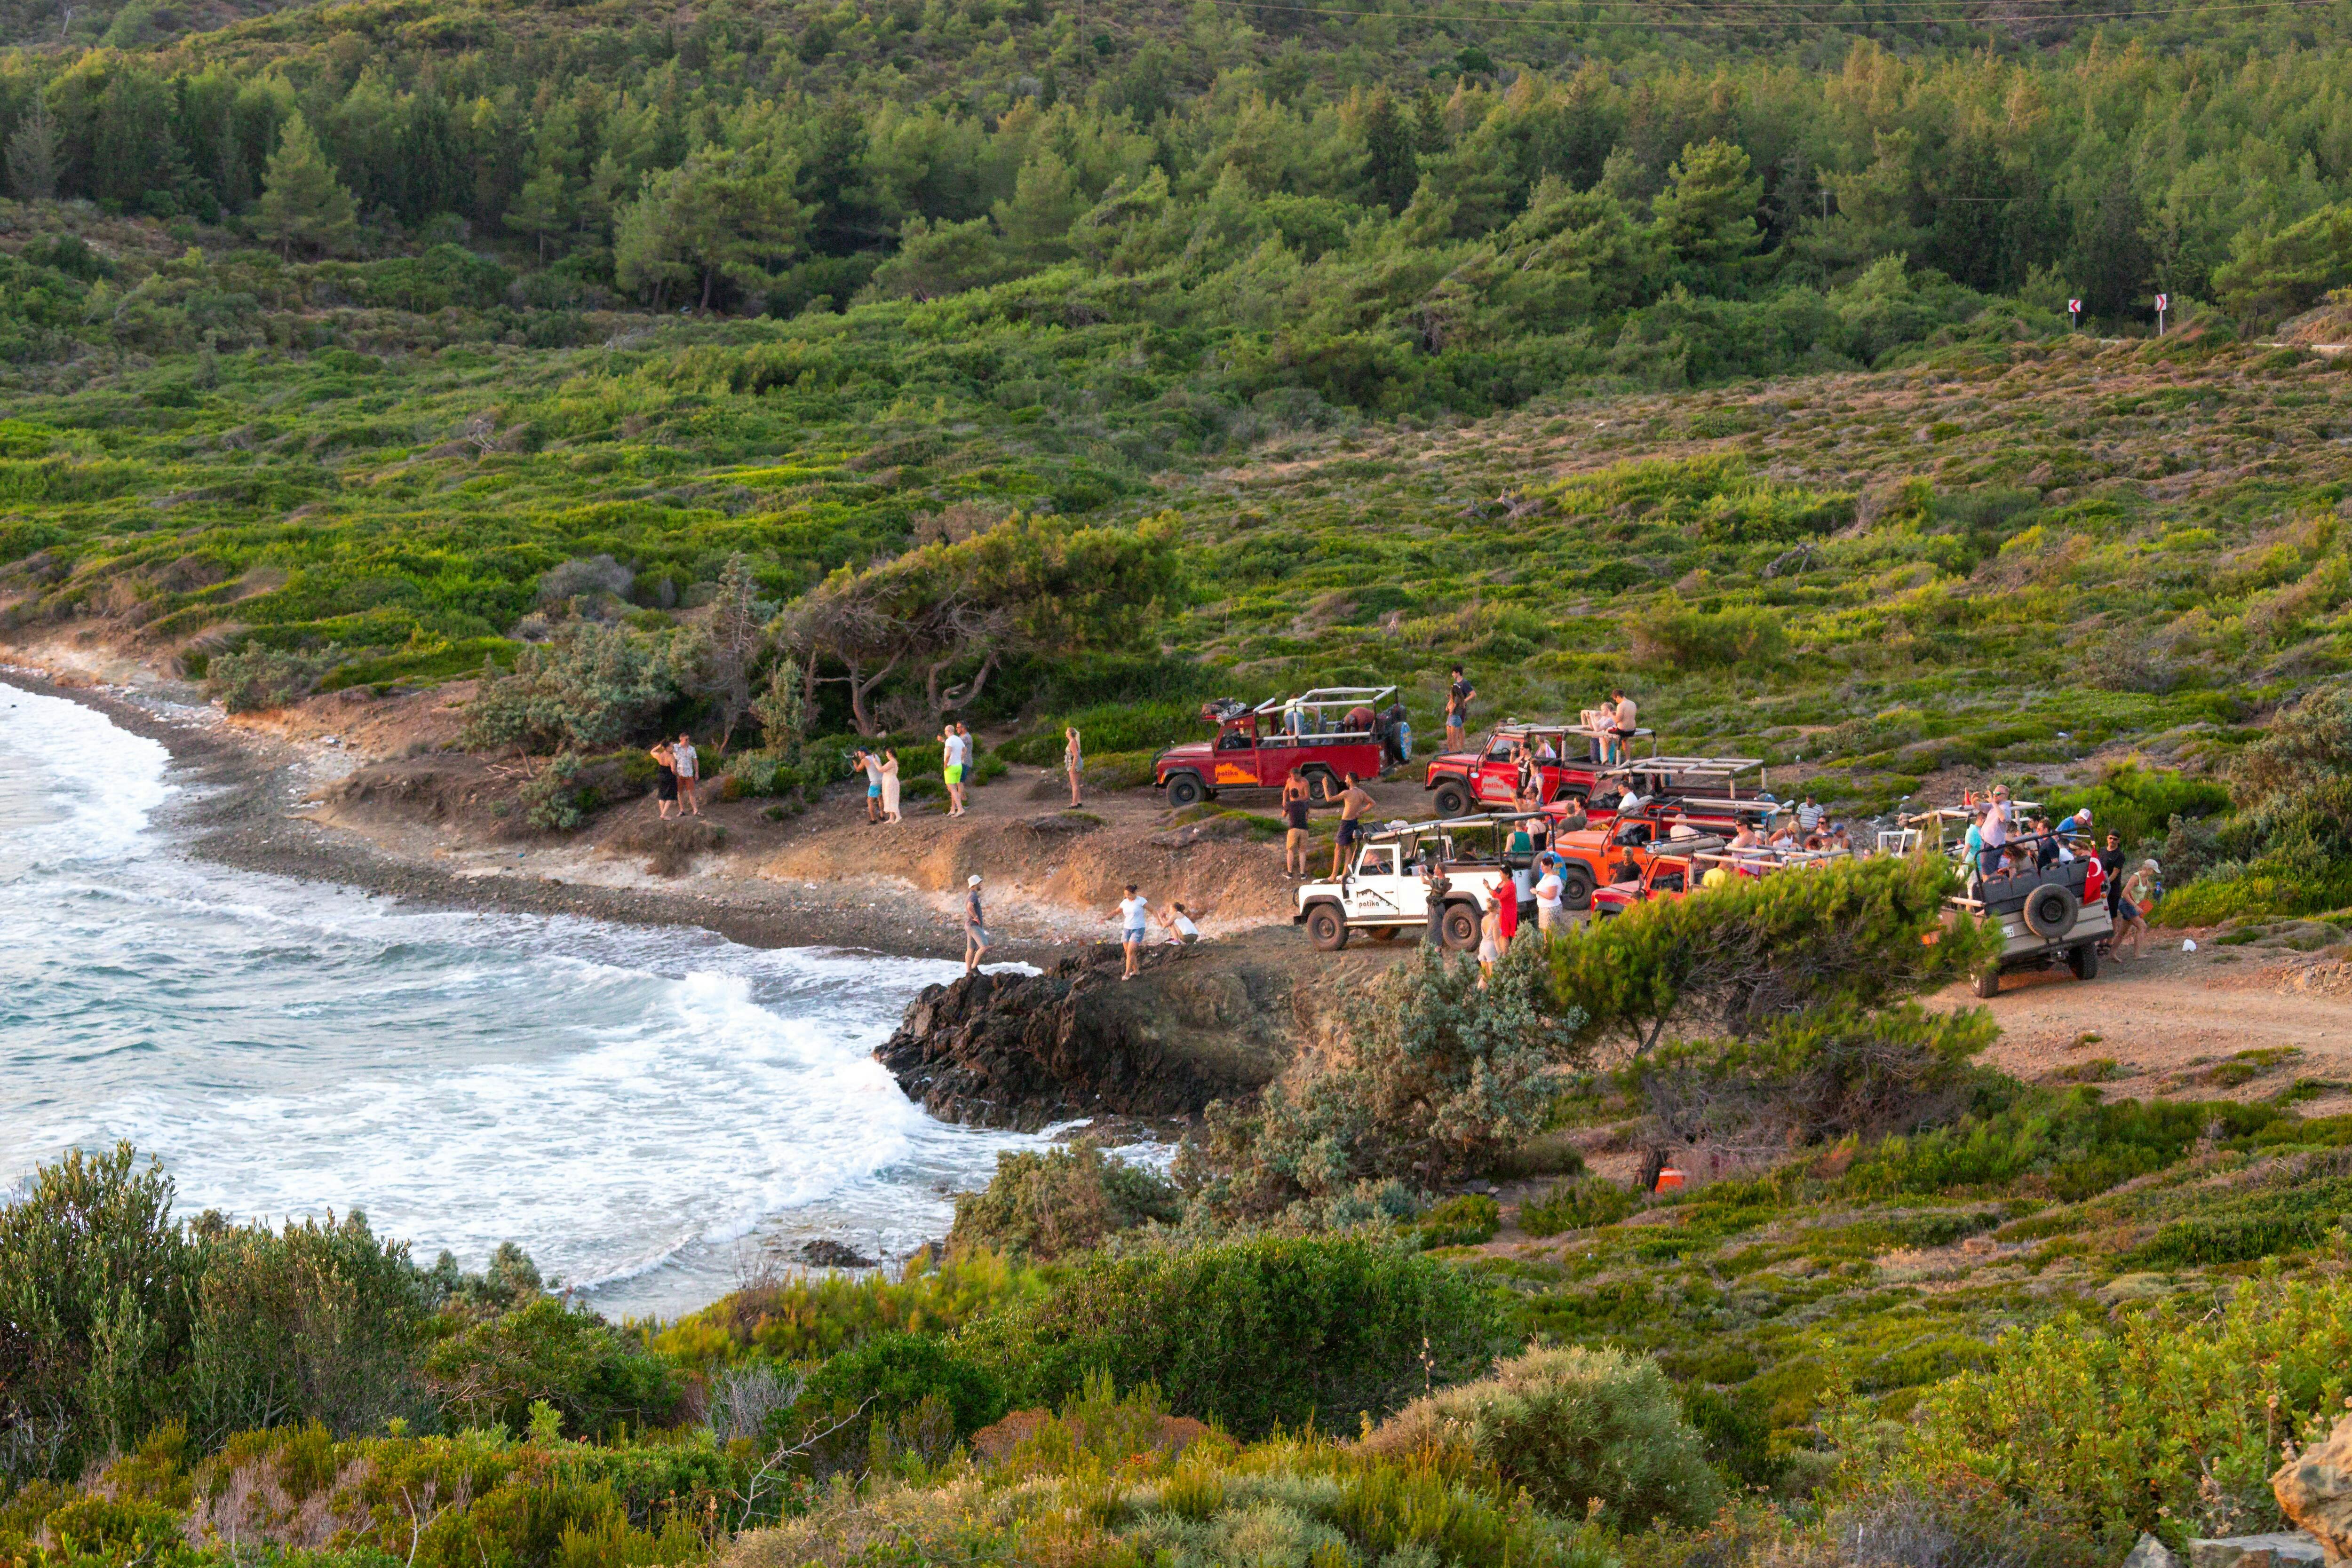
left=880, top=749, right=902, bottom=824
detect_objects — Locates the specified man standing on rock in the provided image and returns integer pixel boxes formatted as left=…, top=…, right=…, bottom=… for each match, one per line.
left=672, top=732, right=700, bottom=816
left=962, top=873, right=990, bottom=974
left=1331, top=771, right=1375, bottom=879
left=1116, top=883, right=1150, bottom=980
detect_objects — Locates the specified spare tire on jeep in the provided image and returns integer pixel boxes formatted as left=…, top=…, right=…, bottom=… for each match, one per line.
left=2023, top=882, right=2080, bottom=940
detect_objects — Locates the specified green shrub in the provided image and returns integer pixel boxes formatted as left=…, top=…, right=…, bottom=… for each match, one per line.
left=1416, top=1194, right=1500, bottom=1247
left=1622, top=1003, right=1999, bottom=1154
left=1360, top=1345, right=1724, bottom=1527
left=1520, top=1178, right=1639, bottom=1237
left=1841, top=1093, right=2285, bottom=1202
left=184, top=1212, right=434, bottom=1446
left=958, top=1235, right=1509, bottom=1436
left=1184, top=944, right=1576, bottom=1220
left=208, top=643, right=342, bottom=713
left=2043, top=764, right=2231, bottom=853
left=521, top=752, right=594, bottom=831
left=1551, top=855, right=1994, bottom=1061
left=0, top=1144, right=199, bottom=1482
left=1632, top=603, right=1788, bottom=669
left=1876, top=1270, right=2352, bottom=1553
left=420, top=1298, right=681, bottom=1438
left=463, top=624, right=681, bottom=754
left=792, top=1332, right=1006, bottom=1439
left=638, top=1248, right=1045, bottom=1371
left=948, top=1143, right=1181, bottom=1260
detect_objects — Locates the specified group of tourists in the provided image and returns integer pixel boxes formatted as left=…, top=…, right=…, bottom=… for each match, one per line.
left=1964, top=791, right=2162, bottom=960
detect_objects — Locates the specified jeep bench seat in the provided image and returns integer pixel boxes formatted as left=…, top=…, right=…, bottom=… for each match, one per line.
left=1974, top=859, right=2092, bottom=918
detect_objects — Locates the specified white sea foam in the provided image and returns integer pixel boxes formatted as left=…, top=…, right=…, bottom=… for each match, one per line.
left=0, top=685, right=1053, bottom=1315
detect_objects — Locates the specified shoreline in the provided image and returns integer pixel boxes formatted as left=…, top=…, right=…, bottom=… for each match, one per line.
left=0, top=661, right=1071, bottom=964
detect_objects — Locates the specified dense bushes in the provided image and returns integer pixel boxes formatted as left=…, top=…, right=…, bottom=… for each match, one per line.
left=1362, top=1346, right=1723, bottom=1528
left=0, top=1144, right=652, bottom=1487
left=464, top=625, right=682, bottom=755
left=1877, top=1271, right=2352, bottom=1552
left=1550, top=854, right=1994, bottom=1060
left=2156, top=684, right=2352, bottom=922
left=948, top=1144, right=1181, bottom=1260
left=1184, top=945, right=1576, bottom=1220
left=421, top=1298, right=680, bottom=1439
left=790, top=1332, right=1006, bottom=1441
left=1625, top=1004, right=1999, bottom=1161
left=958, top=1235, right=1508, bottom=1437
left=1839, top=1091, right=2284, bottom=1201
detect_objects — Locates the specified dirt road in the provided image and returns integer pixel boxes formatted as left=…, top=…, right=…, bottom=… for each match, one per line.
left=1933, top=938, right=2352, bottom=1110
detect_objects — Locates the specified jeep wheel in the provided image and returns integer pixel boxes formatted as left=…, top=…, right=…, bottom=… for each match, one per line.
left=1303, top=768, right=1341, bottom=805
left=2023, top=883, right=2080, bottom=941
left=1971, top=965, right=2002, bottom=999
left=1165, top=772, right=1204, bottom=809
left=2068, top=942, right=2099, bottom=982
left=1431, top=781, right=1471, bottom=817
left=1557, top=866, right=1595, bottom=911
left=1306, top=903, right=1349, bottom=952
left=1440, top=901, right=1481, bottom=950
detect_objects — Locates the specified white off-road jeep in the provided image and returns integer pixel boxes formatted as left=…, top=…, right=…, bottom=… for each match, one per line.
left=1293, top=814, right=1539, bottom=952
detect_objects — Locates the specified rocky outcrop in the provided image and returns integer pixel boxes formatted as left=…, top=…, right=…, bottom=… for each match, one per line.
left=2275, top=1417, right=2352, bottom=1563
left=874, top=927, right=1399, bottom=1131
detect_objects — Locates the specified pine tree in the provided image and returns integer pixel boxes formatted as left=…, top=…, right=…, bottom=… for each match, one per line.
left=7, top=95, right=60, bottom=202
left=504, top=165, right=569, bottom=262
left=254, top=111, right=358, bottom=259
left=1360, top=90, right=1419, bottom=216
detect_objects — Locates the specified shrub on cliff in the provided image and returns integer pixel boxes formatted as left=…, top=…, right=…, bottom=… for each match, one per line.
left=421, top=1297, right=681, bottom=1438
left=956, top=1234, right=1507, bottom=1436
left=463, top=623, right=679, bottom=754
left=207, top=642, right=340, bottom=713
left=790, top=1331, right=1006, bottom=1440
left=949, top=1142, right=1181, bottom=1260
left=1360, top=1345, right=1723, bottom=1528
left=1181, top=943, right=1576, bottom=1221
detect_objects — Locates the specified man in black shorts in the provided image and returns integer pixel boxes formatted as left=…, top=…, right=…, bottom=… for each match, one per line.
left=1331, top=772, right=1375, bottom=878
left=2098, top=831, right=2126, bottom=937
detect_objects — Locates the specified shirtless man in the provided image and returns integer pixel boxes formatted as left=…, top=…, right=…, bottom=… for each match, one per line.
left=1331, top=771, right=1376, bottom=879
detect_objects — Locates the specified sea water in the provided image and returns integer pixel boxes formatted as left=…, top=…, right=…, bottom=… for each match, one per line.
left=0, top=684, right=1048, bottom=1318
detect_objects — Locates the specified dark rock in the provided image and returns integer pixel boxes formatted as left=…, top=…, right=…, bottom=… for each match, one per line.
left=874, top=928, right=1375, bottom=1132
left=799, top=1238, right=878, bottom=1269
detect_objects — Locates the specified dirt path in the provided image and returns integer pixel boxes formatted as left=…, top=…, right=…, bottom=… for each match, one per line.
left=1931, top=939, right=2352, bottom=1110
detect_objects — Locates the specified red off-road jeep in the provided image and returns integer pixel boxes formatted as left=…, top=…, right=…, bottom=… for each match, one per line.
left=1540, top=768, right=1773, bottom=911
left=1423, top=722, right=1645, bottom=817
left=1153, top=687, right=1395, bottom=809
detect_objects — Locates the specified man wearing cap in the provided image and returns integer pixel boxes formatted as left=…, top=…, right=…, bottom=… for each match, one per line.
left=962, top=874, right=990, bottom=974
